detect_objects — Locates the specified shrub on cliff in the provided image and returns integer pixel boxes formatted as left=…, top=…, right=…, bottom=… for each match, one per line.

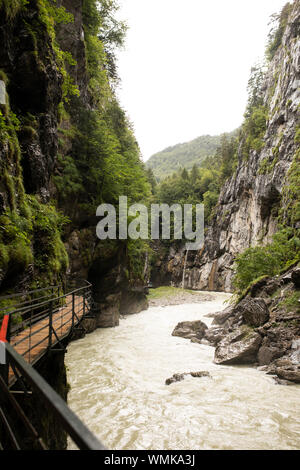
left=266, top=3, right=293, bottom=61
left=233, top=228, right=300, bottom=293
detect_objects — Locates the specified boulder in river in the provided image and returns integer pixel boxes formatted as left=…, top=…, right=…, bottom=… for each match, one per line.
left=165, top=371, right=211, bottom=385
left=212, top=298, right=269, bottom=329
left=172, top=320, right=208, bottom=341
left=257, top=344, right=283, bottom=366
left=204, top=326, right=228, bottom=346
left=165, top=373, right=186, bottom=385
left=275, top=365, right=300, bottom=384
left=211, top=306, right=235, bottom=326
left=237, top=298, right=269, bottom=327
left=214, top=326, right=262, bottom=365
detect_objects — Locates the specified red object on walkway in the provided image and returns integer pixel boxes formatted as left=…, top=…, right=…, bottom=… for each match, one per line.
left=0, top=314, right=9, bottom=342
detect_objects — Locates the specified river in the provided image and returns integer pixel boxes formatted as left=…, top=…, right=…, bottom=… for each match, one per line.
left=65, top=292, right=300, bottom=450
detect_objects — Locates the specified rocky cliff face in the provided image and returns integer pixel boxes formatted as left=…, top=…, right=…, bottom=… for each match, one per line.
left=0, top=1, right=67, bottom=293
left=0, top=0, right=148, bottom=323
left=151, top=2, right=299, bottom=292
left=54, top=0, right=149, bottom=325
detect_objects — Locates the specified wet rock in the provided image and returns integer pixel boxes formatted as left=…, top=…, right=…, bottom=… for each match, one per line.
left=214, top=326, right=262, bottom=365
left=275, top=365, right=300, bottom=384
left=172, top=320, right=208, bottom=340
left=273, top=377, right=296, bottom=386
left=237, top=298, right=269, bottom=327
left=291, top=268, right=300, bottom=288
left=205, top=327, right=228, bottom=345
left=258, top=345, right=283, bottom=366
left=256, top=330, right=290, bottom=366
left=257, top=364, right=277, bottom=375
left=257, top=324, right=296, bottom=363
left=274, top=357, right=294, bottom=368
left=165, top=373, right=185, bottom=385
left=190, top=337, right=204, bottom=345
left=290, top=339, right=300, bottom=364
left=190, top=371, right=211, bottom=378
left=292, top=339, right=300, bottom=350
left=165, top=371, right=211, bottom=385
left=212, top=306, right=235, bottom=326
left=120, top=288, right=149, bottom=315
left=249, top=277, right=271, bottom=296
left=0, top=80, right=5, bottom=105
left=81, top=317, right=97, bottom=334
left=94, top=293, right=121, bottom=328
left=282, top=272, right=293, bottom=284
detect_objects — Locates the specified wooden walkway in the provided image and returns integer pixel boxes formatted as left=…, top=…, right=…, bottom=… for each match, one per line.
left=8, top=295, right=85, bottom=383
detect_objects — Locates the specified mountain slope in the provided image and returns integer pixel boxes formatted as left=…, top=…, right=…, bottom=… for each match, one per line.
left=146, top=133, right=227, bottom=180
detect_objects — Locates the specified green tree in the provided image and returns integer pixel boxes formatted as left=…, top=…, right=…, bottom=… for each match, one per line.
left=266, top=3, right=292, bottom=61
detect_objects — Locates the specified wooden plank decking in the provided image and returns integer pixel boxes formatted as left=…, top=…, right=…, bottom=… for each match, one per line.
left=8, top=295, right=84, bottom=383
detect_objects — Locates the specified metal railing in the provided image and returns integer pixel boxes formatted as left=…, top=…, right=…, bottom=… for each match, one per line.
left=0, top=343, right=105, bottom=450
left=0, top=282, right=93, bottom=368
left=0, top=282, right=105, bottom=450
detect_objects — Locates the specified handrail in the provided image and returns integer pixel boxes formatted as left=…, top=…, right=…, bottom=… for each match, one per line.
left=0, top=282, right=105, bottom=450
left=0, top=283, right=92, bottom=371
left=0, top=283, right=91, bottom=350
left=0, top=282, right=92, bottom=316
left=1, top=343, right=105, bottom=450
left=0, top=285, right=62, bottom=302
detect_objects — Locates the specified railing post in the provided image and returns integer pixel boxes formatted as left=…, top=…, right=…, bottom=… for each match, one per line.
left=29, top=307, right=32, bottom=364
left=83, top=289, right=86, bottom=318
left=48, top=300, right=53, bottom=350
left=6, top=314, right=11, bottom=344
left=0, top=344, right=7, bottom=385
left=72, top=293, right=75, bottom=328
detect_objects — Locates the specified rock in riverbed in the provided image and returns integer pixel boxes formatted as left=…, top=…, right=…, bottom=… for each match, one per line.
left=238, top=298, right=269, bottom=327
left=214, top=326, right=262, bottom=365
left=275, top=366, right=300, bottom=384
left=204, top=326, right=228, bottom=345
left=172, top=320, right=208, bottom=341
left=165, top=371, right=211, bottom=385
left=211, top=298, right=269, bottom=328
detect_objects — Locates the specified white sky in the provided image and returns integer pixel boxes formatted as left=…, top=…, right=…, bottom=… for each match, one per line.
left=115, top=0, right=288, bottom=161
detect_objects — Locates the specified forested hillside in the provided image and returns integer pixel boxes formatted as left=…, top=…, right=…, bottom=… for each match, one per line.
left=154, top=133, right=238, bottom=224
left=146, top=133, right=227, bottom=181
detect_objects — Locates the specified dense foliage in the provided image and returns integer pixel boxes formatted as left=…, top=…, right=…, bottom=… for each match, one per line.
left=0, top=0, right=28, bottom=19
left=154, top=132, right=238, bottom=224
left=233, top=228, right=300, bottom=294
left=0, top=0, right=153, bottom=296
left=0, top=79, right=69, bottom=293
left=151, top=60, right=268, bottom=230
left=53, top=0, right=152, bottom=281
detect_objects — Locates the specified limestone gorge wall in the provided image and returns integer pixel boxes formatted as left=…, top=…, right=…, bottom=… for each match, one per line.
left=152, top=2, right=300, bottom=292
left=0, top=0, right=149, bottom=324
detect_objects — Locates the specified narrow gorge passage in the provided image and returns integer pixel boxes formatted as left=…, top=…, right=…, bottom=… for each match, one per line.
left=65, top=294, right=300, bottom=450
